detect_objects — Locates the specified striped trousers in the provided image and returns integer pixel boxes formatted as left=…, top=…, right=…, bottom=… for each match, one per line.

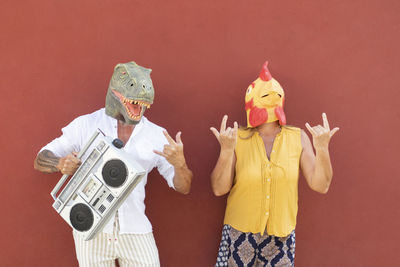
left=73, top=212, right=160, bottom=267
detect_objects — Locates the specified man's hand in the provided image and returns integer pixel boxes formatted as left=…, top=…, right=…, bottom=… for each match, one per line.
left=154, top=131, right=187, bottom=168
left=154, top=131, right=193, bottom=194
left=305, top=113, right=339, bottom=151
left=210, top=115, right=238, bottom=152
left=56, top=152, right=81, bottom=175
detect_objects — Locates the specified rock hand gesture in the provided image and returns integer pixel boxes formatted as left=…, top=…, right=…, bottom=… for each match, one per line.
left=210, top=115, right=238, bottom=196
left=154, top=130, right=193, bottom=194
left=210, top=115, right=238, bottom=153
left=301, top=112, right=339, bottom=194
left=305, top=113, right=339, bottom=150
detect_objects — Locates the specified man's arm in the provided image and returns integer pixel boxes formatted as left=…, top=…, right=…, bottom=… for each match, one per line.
left=172, top=161, right=193, bottom=195
left=34, top=150, right=60, bottom=173
left=34, top=150, right=81, bottom=175
left=153, top=131, right=193, bottom=195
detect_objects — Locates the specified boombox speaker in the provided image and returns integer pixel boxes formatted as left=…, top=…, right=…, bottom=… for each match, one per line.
left=50, top=130, right=145, bottom=240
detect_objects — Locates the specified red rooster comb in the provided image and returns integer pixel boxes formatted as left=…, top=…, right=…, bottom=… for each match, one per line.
left=259, top=61, right=272, bottom=81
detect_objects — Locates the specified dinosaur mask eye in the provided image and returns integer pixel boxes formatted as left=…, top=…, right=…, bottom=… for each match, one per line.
left=120, top=72, right=126, bottom=78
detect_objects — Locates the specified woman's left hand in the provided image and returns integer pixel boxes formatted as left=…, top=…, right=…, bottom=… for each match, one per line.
left=305, top=113, right=339, bottom=150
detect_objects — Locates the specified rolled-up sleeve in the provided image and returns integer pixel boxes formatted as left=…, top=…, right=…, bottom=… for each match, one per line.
left=40, top=117, right=84, bottom=157
left=153, top=128, right=175, bottom=189
left=156, top=155, right=175, bottom=189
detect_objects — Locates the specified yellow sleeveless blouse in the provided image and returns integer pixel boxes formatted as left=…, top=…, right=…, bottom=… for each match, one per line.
left=223, top=126, right=302, bottom=237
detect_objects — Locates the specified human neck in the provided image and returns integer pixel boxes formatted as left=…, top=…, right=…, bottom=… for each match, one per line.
left=117, top=120, right=135, bottom=145
left=256, top=121, right=281, bottom=137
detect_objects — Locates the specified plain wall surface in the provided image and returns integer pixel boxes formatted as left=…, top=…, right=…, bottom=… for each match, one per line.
left=1, top=0, right=399, bottom=266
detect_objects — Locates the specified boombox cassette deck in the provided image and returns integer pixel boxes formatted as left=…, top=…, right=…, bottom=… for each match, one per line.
left=50, top=130, right=145, bottom=240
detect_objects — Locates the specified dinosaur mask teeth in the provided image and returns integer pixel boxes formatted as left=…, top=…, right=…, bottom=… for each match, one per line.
left=112, top=89, right=152, bottom=120
left=124, top=98, right=151, bottom=108
left=123, top=100, right=142, bottom=119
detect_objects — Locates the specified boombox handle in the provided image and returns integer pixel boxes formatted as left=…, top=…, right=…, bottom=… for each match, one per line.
left=50, top=130, right=103, bottom=200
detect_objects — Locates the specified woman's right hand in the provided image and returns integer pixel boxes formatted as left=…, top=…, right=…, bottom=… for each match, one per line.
left=210, top=115, right=237, bottom=196
left=210, top=115, right=238, bottom=152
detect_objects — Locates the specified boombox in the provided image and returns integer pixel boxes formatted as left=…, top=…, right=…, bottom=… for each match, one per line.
left=50, top=130, right=145, bottom=241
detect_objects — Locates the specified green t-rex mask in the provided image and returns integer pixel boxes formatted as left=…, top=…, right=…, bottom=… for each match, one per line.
left=105, top=61, right=155, bottom=125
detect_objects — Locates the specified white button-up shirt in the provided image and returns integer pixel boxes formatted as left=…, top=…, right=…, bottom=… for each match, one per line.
left=41, top=108, right=175, bottom=234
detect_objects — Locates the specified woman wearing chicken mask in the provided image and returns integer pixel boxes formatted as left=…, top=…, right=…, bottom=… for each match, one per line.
left=210, top=61, right=339, bottom=267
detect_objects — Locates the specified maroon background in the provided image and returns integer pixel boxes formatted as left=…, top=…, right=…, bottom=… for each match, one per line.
left=1, top=0, right=399, bottom=266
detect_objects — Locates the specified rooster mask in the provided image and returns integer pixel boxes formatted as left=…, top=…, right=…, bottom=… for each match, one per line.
left=245, top=61, right=286, bottom=128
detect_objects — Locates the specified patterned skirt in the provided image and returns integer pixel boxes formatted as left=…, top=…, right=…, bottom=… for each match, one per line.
left=215, top=225, right=295, bottom=267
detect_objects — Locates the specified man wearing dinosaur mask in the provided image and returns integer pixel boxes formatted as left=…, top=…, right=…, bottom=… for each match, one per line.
left=34, top=61, right=193, bottom=267
left=210, top=61, right=339, bottom=266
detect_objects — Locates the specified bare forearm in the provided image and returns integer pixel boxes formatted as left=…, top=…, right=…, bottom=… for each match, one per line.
left=302, top=113, right=339, bottom=194
left=210, top=115, right=238, bottom=196
left=211, top=149, right=235, bottom=196
left=310, top=147, right=333, bottom=194
left=173, top=163, right=193, bottom=195
left=34, top=150, right=60, bottom=173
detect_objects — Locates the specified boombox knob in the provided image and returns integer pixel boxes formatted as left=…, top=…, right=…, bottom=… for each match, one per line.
left=112, top=138, right=124, bottom=149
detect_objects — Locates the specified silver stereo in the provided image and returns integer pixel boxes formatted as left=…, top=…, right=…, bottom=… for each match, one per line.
left=50, top=130, right=145, bottom=241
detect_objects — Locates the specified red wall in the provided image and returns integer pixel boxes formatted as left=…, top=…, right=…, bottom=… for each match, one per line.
left=1, top=0, right=399, bottom=266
